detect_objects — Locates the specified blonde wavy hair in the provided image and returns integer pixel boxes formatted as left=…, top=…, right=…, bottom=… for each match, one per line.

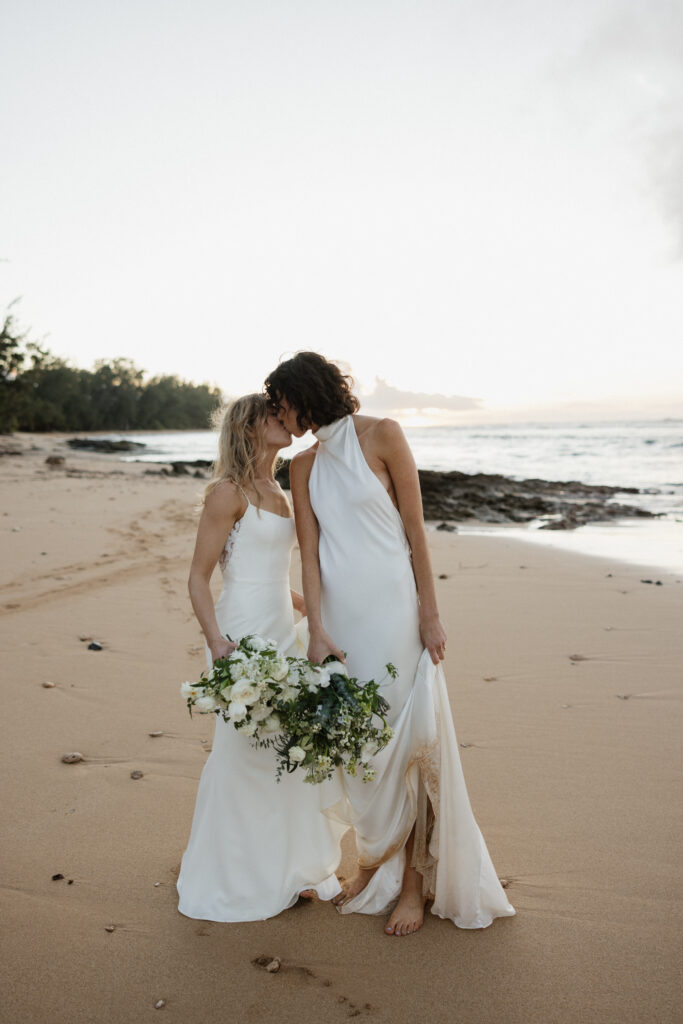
left=203, top=393, right=271, bottom=507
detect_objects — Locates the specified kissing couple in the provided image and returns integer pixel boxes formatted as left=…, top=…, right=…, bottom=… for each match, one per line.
left=176, top=352, right=515, bottom=936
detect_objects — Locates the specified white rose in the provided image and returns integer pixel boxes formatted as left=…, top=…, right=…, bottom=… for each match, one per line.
left=317, top=668, right=331, bottom=689
left=219, top=685, right=233, bottom=702
left=229, top=661, right=246, bottom=682
left=230, top=679, right=262, bottom=706
left=324, top=660, right=347, bottom=678
left=249, top=702, right=272, bottom=723
left=261, top=714, right=281, bottom=735
left=288, top=745, right=306, bottom=763
left=227, top=700, right=247, bottom=722
left=195, top=694, right=219, bottom=713
left=286, top=667, right=302, bottom=686
left=245, top=635, right=266, bottom=652
left=207, top=668, right=216, bottom=681
left=237, top=720, right=257, bottom=737
left=279, top=684, right=299, bottom=702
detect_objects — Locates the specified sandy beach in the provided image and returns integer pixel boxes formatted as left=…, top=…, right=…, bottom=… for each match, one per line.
left=1, top=435, right=681, bottom=1024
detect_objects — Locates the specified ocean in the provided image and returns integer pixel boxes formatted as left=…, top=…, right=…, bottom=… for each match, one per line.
left=115, top=419, right=683, bottom=574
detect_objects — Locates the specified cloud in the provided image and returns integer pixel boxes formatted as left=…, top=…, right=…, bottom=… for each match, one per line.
left=359, top=377, right=482, bottom=413
left=555, top=0, right=683, bottom=255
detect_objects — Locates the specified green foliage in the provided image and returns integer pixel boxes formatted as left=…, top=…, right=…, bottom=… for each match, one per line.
left=0, top=302, right=222, bottom=433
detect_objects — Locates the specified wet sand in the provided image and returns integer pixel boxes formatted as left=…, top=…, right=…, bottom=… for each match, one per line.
left=1, top=437, right=681, bottom=1024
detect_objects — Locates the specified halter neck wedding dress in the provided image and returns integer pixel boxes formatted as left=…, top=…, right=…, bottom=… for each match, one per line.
left=176, top=500, right=343, bottom=922
left=310, top=416, right=515, bottom=929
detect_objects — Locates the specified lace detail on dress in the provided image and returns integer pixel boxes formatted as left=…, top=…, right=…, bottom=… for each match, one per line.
left=219, top=517, right=242, bottom=570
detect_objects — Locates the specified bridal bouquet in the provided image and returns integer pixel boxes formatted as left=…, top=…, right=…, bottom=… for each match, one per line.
left=181, top=633, right=395, bottom=784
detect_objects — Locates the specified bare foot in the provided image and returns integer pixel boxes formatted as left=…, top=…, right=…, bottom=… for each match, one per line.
left=331, top=866, right=377, bottom=907
left=299, top=889, right=316, bottom=900
left=384, top=889, right=426, bottom=936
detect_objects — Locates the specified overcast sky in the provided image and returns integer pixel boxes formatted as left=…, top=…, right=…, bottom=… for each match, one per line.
left=1, top=0, right=682, bottom=423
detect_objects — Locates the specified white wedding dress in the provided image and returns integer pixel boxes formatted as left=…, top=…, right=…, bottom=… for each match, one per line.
left=176, top=501, right=343, bottom=922
left=310, top=416, right=516, bottom=928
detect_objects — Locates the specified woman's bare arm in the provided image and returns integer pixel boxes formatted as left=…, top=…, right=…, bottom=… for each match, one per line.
left=188, top=482, right=245, bottom=663
left=290, top=451, right=345, bottom=664
left=375, top=418, right=447, bottom=665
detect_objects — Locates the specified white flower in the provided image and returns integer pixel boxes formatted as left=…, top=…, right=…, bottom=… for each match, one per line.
left=279, top=684, right=299, bottom=701
left=288, top=745, right=306, bottom=763
left=286, top=666, right=302, bottom=686
left=195, top=694, right=219, bottom=713
left=207, top=668, right=216, bottom=681
left=229, top=661, right=246, bottom=682
left=317, top=668, right=331, bottom=689
left=219, top=685, right=233, bottom=702
left=237, top=720, right=257, bottom=737
left=245, top=635, right=266, bottom=652
left=227, top=700, right=247, bottom=722
left=261, top=713, right=281, bottom=735
left=249, top=702, right=272, bottom=722
left=230, top=678, right=262, bottom=706
left=324, top=660, right=348, bottom=678
left=180, top=682, right=202, bottom=699
left=270, top=656, right=289, bottom=681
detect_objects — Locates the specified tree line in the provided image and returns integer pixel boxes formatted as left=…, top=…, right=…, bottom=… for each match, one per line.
left=0, top=303, right=222, bottom=433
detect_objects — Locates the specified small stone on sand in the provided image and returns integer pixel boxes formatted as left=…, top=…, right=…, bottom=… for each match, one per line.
left=52, top=873, right=64, bottom=881
left=105, top=925, right=115, bottom=932
left=87, top=641, right=103, bottom=651
left=154, top=999, right=166, bottom=1009
left=42, top=681, right=56, bottom=688
left=130, top=770, right=144, bottom=779
left=499, top=878, right=510, bottom=888
left=265, top=958, right=281, bottom=973
left=61, top=752, right=84, bottom=763
left=148, top=731, right=163, bottom=737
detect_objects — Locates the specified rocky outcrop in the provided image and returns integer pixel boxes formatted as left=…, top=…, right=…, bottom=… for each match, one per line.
left=67, top=438, right=147, bottom=453
left=275, top=461, right=658, bottom=530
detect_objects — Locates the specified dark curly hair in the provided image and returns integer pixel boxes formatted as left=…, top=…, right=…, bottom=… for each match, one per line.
left=264, top=352, right=360, bottom=431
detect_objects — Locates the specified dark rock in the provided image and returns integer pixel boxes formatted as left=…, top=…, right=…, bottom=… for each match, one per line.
left=436, top=522, right=457, bottom=532
left=87, top=641, right=103, bottom=651
left=275, top=459, right=657, bottom=530
left=52, top=873, right=64, bottom=881
left=130, top=770, right=144, bottom=779
left=45, top=455, right=65, bottom=467
left=171, top=462, right=189, bottom=475
left=67, top=438, right=147, bottom=453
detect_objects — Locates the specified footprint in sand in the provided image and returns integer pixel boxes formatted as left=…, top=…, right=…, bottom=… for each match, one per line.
left=252, top=957, right=374, bottom=1014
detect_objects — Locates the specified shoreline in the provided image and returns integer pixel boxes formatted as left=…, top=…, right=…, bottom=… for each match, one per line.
left=4, top=431, right=681, bottom=578
left=1, top=446, right=681, bottom=1024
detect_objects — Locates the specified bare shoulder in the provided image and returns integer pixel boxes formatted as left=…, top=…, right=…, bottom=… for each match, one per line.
left=203, top=479, right=247, bottom=520
left=355, top=415, right=406, bottom=452
left=290, top=445, right=317, bottom=482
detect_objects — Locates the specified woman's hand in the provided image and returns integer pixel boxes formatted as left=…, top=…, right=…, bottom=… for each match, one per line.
left=290, top=589, right=307, bottom=617
left=420, top=612, right=447, bottom=665
left=308, top=628, right=346, bottom=665
left=209, top=636, right=237, bottom=664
